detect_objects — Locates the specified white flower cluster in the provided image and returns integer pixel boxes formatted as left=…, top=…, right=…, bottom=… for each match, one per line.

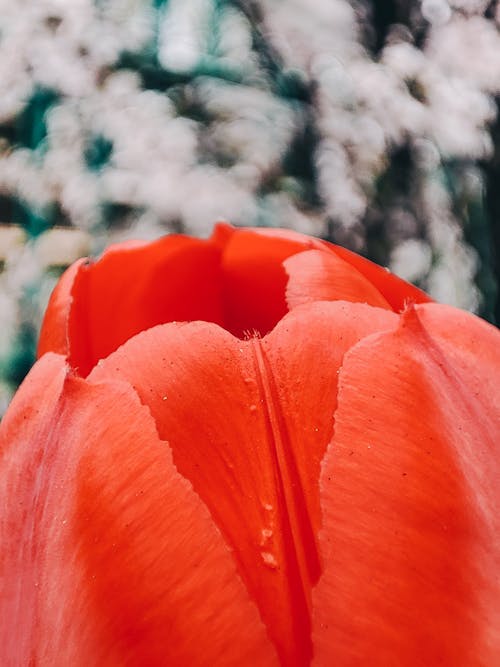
left=261, top=0, right=499, bottom=310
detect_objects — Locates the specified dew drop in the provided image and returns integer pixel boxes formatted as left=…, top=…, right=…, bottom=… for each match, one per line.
left=262, top=502, right=273, bottom=511
left=260, top=528, right=273, bottom=546
left=249, top=404, right=257, bottom=413
left=261, top=551, right=278, bottom=569
left=162, top=395, right=168, bottom=401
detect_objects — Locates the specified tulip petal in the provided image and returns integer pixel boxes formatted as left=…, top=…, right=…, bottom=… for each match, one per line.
left=0, top=355, right=278, bottom=666
left=284, top=249, right=392, bottom=310
left=255, top=226, right=431, bottom=311
left=261, top=302, right=397, bottom=542
left=313, top=304, right=500, bottom=665
left=37, top=257, right=87, bottom=358
left=90, top=301, right=397, bottom=665
left=330, top=243, right=432, bottom=311
left=38, top=235, right=226, bottom=376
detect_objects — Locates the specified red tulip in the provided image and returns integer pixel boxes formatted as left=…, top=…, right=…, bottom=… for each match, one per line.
left=1, top=223, right=499, bottom=666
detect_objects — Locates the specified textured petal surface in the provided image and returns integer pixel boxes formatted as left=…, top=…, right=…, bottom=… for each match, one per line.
left=90, top=301, right=397, bottom=666
left=285, top=249, right=392, bottom=310
left=313, top=304, right=500, bottom=666
left=0, top=355, right=278, bottom=667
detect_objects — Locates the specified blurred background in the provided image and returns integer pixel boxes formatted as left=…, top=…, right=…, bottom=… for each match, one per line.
left=0, top=0, right=499, bottom=412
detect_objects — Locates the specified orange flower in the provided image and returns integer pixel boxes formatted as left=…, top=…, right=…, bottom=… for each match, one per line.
left=1, top=224, right=499, bottom=666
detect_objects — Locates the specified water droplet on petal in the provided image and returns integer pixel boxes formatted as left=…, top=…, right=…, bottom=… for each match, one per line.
left=260, top=528, right=273, bottom=545
left=261, top=551, right=278, bottom=569
left=249, top=404, right=257, bottom=413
